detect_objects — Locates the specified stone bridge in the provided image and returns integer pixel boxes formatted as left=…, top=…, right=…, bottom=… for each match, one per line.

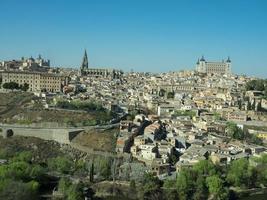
left=0, top=123, right=84, bottom=144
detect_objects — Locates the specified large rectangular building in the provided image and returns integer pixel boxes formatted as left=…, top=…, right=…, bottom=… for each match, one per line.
left=196, top=56, right=231, bottom=75
left=1, top=71, right=64, bottom=92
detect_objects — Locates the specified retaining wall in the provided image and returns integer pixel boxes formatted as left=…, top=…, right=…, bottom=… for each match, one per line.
left=0, top=125, right=83, bottom=144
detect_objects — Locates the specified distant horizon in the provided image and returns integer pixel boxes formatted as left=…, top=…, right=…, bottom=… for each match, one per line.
left=0, top=52, right=266, bottom=78
left=0, top=0, right=267, bottom=78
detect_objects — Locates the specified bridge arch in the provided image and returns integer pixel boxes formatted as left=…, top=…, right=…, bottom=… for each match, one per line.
left=3, top=129, right=14, bottom=138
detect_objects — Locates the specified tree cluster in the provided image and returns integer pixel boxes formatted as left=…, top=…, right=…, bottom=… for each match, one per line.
left=0, top=151, right=45, bottom=200
left=163, top=156, right=267, bottom=200
left=57, top=178, right=84, bottom=200
left=172, top=110, right=196, bottom=118
left=48, top=156, right=74, bottom=174
left=0, top=148, right=117, bottom=199
left=226, top=122, right=245, bottom=140
left=246, top=79, right=267, bottom=97
left=2, top=82, right=29, bottom=91
left=56, top=100, right=115, bottom=125
left=56, top=100, right=105, bottom=112
left=226, top=122, right=263, bottom=145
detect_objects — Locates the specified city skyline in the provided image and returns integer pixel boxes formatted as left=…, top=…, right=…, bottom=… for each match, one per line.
left=1, top=0, right=267, bottom=77
left=1, top=1, right=267, bottom=198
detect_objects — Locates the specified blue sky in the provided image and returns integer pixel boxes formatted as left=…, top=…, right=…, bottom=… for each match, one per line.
left=0, top=0, right=267, bottom=77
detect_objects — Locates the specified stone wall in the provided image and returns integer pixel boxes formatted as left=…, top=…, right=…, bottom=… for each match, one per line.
left=0, top=124, right=83, bottom=144
left=0, top=122, right=118, bottom=144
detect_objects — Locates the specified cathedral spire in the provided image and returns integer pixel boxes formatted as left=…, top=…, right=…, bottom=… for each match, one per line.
left=81, top=49, right=89, bottom=70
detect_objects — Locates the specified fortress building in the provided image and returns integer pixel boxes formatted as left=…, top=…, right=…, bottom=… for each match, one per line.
left=80, top=50, right=123, bottom=79
left=196, top=56, right=231, bottom=75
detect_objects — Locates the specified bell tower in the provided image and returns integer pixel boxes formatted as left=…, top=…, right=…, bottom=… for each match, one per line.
left=226, top=56, right=231, bottom=74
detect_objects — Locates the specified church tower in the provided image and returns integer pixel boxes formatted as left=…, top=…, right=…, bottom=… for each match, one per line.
left=226, top=56, right=231, bottom=74
left=80, top=49, right=89, bottom=75
left=196, top=55, right=206, bottom=73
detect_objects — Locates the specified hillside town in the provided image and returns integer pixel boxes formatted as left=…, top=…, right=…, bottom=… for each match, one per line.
left=1, top=52, right=267, bottom=181
left=0, top=50, right=266, bottom=200
left=1, top=0, right=267, bottom=199
left=2, top=0, right=267, bottom=199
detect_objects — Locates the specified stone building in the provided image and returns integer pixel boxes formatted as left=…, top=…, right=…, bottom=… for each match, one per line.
left=0, top=55, right=50, bottom=71
left=196, top=56, right=231, bottom=75
left=79, top=50, right=123, bottom=79
left=1, top=71, right=65, bottom=92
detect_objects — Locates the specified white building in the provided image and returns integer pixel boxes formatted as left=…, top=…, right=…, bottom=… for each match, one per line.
left=196, top=56, right=231, bottom=75
left=139, top=144, right=158, bottom=160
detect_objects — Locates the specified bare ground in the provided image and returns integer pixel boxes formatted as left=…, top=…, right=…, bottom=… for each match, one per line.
left=71, top=128, right=119, bottom=152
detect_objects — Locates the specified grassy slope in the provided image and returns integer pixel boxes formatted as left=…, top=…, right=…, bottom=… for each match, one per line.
left=71, top=128, right=118, bottom=152
left=0, top=136, right=62, bottom=162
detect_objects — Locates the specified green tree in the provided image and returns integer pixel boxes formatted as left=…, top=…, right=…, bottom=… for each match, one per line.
left=163, top=180, right=178, bottom=200
left=246, top=134, right=263, bottom=145
left=245, top=79, right=267, bottom=92
left=252, top=154, right=267, bottom=186
left=2, top=82, right=20, bottom=90
left=20, top=83, right=29, bottom=91
left=13, top=151, right=32, bottom=163
left=58, top=178, right=71, bottom=195
left=226, top=122, right=245, bottom=140
left=193, top=160, right=217, bottom=176
left=140, top=173, right=162, bottom=200
left=0, top=148, right=12, bottom=159
left=0, top=161, right=31, bottom=180
left=29, top=164, right=46, bottom=180
left=26, top=180, right=40, bottom=194
left=226, top=158, right=250, bottom=187
left=206, top=175, right=224, bottom=198
left=48, top=156, right=73, bottom=174
left=159, top=89, right=166, bottom=97
left=213, top=112, right=222, bottom=121
left=94, top=156, right=112, bottom=179
left=173, top=110, right=196, bottom=118
left=193, top=176, right=208, bottom=200
left=0, top=179, right=38, bottom=200
left=58, top=178, right=83, bottom=200
left=245, top=80, right=256, bottom=91
left=66, top=183, right=83, bottom=200
left=176, top=168, right=195, bottom=200
left=255, top=80, right=265, bottom=91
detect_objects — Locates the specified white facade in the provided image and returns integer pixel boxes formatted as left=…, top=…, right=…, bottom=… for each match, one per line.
left=196, top=56, right=231, bottom=75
